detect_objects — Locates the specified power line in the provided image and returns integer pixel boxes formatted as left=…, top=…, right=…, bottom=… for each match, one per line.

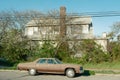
left=0, top=11, right=120, bottom=20
left=67, top=11, right=120, bottom=17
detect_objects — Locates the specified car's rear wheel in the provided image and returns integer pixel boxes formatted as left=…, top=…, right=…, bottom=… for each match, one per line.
left=29, top=69, right=36, bottom=76
left=66, top=68, right=75, bottom=78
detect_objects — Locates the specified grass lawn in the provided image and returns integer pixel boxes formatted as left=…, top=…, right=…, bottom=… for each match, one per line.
left=83, top=62, right=120, bottom=74
left=83, top=62, right=120, bottom=69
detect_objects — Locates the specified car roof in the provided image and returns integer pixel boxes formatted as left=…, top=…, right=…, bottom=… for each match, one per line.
left=35, top=58, right=56, bottom=60
left=39, top=58, right=57, bottom=60
left=34, top=58, right=57, bottom=62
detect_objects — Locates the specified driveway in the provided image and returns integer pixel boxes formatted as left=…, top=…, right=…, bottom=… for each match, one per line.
left=0, top=70, right=120, bottom=80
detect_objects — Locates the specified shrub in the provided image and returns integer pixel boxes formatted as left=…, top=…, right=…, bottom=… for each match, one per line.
left=79, top=39, right=110, bottom=64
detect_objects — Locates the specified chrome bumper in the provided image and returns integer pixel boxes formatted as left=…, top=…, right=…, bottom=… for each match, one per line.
left=80, top=67, right=84, bottom=74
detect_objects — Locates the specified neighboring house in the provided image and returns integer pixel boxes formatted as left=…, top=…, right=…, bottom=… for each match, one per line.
left=25, top=16, right=108, bottom=56
left=95, top=32, right=108, bottom=52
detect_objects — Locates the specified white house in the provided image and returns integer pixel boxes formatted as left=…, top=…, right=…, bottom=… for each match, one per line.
left=24, top=16, right=108, bottom=56
left=25, top=17, right=94, bottom=40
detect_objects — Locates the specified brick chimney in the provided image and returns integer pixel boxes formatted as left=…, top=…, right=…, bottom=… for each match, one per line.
left=60, top=6, right=66, bottom=38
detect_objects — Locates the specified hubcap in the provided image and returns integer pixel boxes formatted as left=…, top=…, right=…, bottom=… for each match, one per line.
left=68, top=70, right=74, bottom=76
left=66, top=69, right=75, bottom=77
left=29, top=69, right=36, bottom=75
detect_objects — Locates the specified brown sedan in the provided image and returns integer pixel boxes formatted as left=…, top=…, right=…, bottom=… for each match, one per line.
left=17, top=58, right=84, bottom=78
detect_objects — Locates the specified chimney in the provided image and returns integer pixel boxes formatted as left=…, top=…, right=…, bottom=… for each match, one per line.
left=60, top=6, right=66, bottom=38
left=102, top=32, right=107, bottom=38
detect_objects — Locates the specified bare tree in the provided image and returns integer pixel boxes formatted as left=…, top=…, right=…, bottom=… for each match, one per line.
left=109, top=22, right=120, bottom=40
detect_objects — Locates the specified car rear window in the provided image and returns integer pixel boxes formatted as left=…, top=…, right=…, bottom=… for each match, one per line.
left=47, top=59, right=56, bottom=64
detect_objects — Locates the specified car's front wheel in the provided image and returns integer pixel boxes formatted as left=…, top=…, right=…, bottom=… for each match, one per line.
left=29, top=69, right=36, bottom=76
left=66, top=68, right=75, bottom=78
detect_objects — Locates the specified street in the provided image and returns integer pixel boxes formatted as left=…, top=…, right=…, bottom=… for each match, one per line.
left=0, top=70, right=120, bottom=80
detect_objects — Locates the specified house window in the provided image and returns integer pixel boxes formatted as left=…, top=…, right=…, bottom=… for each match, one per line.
left=82, top=25, right=89, bottom=34
left=28, top=27, right=33, bottom=35
left=33, top=27, right=38, bottom=34
left=71, top=25, right=82, bottom=34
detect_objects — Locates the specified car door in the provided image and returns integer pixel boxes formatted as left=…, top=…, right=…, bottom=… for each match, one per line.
left=36, top=59, right=49, bottom=72
left=46, top=59, right=62, bottom=73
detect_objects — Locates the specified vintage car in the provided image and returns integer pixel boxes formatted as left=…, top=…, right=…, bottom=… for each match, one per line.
left=17, top=58, right=84, bottom=78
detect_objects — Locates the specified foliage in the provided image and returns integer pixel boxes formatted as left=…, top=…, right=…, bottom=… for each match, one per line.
left=108, top=41, right=120, bottom=61
left=106, top=21, right=120, bottom=62
left=110, top=22, right=120, bottom=35
left=0, top=10, right=44, bottom=63
left=79, top=39, right=110, bottom=64
left=29, top=41, right=71, bottom=62
left=109, top=22, right=120, bottom=40
left=0, top=58, right=13, bottom=66
left=33, top=41, right=55, bottom=58
left=55, top=42, right=71, bottom=61
left=83, top=70, right=95, bottom=75
left=0, top=29, right=30, bottom=63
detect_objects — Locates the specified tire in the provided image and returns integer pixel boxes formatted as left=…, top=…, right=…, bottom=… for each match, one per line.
left=66, top=69, right=75, bottom=78
left=29, top=69, right=36, bottom=76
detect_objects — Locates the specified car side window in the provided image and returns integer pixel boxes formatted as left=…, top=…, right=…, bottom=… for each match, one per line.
left=47, top=59, right=56, bottom=64
left=37, top=59, right=46, bottom=64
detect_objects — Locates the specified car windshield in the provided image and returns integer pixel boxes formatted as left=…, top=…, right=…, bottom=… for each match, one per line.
left=55, top=58, right=62, bottom=64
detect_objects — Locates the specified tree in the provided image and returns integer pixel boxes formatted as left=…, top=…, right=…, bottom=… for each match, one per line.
left=79, top=39, right=110, bottom=63
left=109, top=22, right=120, bottom=40
left=107, top=41, right=120, bottom=61
left=106, top=22, right=120, bottom=62
left=0, top=10, right=43, bottom=62
left=1, top=29, right=30, bottom=62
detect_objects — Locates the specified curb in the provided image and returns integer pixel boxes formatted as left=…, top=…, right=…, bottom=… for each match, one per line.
left=86, top=68, right=120, bottom=72
left=0, top=70, right=27, bottom=72
left=0, top=70, right=18, bottom=71
left=95, top=73, right=120, bottom=76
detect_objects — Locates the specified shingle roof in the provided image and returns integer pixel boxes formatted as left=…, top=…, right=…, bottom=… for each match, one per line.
left=26, top=16, right=92, bottom=27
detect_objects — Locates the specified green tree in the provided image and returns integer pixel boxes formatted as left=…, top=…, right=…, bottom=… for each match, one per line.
left=1, top=29, right=30, bottom=63
left=0, top=10, right=43, bottom=63
left=107, top=22, right=120, bottom=62
left=108, top=41, right=120, bottom=61
left=36, top=41, right=55, bottom=58
left=80, top=39, right=110, bottom=63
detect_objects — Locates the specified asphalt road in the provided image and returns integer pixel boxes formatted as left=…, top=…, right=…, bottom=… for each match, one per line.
left=0, top=70, right=120, bottom=80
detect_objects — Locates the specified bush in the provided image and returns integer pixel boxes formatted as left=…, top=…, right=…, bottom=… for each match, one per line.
left=79, top=39, right=111, bottom=64
left=0, top=58, right=13, bottom=66
left=108, top=41, right=120, bottom=61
